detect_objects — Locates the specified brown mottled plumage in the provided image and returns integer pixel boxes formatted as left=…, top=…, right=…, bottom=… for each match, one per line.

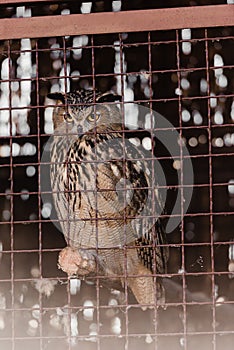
left=48, top=89, right=168, bottom=306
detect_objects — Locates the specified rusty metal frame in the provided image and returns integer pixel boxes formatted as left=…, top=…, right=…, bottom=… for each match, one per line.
left=0, top=4, right=234, bottom=40
left=0, top=2, right=234, bottom=349
left=0, top=0, right=65, bottom=3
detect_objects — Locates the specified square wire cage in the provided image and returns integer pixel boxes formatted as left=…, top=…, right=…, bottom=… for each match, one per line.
left=0, top=2, right=234, bottom=350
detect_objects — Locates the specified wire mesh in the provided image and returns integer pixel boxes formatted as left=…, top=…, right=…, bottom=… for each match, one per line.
left=0, top=3, right=234, bottom=350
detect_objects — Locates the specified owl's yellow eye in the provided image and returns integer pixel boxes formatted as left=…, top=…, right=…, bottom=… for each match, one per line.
left=63, top=112, right=73, bottom=123
left=87, top=112, right=100, bottom=123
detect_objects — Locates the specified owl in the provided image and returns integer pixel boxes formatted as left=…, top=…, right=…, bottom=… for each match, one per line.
left=48, top=89, right=168, bottom=306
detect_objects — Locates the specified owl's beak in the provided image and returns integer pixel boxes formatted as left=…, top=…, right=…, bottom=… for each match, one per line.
left=77, top=125, right=83, bottom=135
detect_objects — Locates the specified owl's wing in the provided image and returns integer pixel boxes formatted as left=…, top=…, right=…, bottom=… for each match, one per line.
left=97, top=160, right=169, bottom=274
left=135, top=220, right=168, bottom=275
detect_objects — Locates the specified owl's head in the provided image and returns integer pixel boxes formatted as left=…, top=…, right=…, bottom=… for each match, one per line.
left=48, top=89, right=122, bottom=134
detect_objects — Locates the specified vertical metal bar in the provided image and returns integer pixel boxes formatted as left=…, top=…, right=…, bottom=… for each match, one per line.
left=35, top=38, right=43, bottom=350
left=119, top=32, right=129, bottom=350
left=148, top=31, right=158, bottom=349
left=90, top=34, right=101, bottom=350
left=8, top=38, right=15, bottom=350
left=62, top=34, right=71, bottom=248
left=62, top=35, right=73, bottom=350
left=205, top=28, right=216, bottom=350
left=176, top=29, right=187, bottom=349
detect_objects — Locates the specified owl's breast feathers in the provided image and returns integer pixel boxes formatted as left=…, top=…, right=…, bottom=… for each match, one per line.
left=65, top=125, right=148, bottom=220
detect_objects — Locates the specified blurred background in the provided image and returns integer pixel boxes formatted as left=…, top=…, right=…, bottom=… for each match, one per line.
left=0, top=1, right=234, bottom=349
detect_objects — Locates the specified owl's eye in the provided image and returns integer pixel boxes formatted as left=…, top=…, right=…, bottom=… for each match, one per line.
left=87, top=111, right=100, bottom=123
left=63, top=112, right=74, bottom=123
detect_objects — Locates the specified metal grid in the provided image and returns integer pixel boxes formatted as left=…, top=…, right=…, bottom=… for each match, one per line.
left=0, top=3, right=234, bottom=350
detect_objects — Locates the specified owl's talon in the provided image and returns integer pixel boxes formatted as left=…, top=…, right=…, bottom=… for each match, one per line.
left=58, top=246, right=96, bottom=277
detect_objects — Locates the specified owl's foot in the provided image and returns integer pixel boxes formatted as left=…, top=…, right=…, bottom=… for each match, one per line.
left=127, top=262, right=165, bottom=310
left=58, top=246, right=96, bottom=276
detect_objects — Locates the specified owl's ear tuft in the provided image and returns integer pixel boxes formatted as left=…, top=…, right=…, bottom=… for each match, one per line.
left=47, top=92, right=65, bottom=104
left=97, top=93, right=122, bottom=103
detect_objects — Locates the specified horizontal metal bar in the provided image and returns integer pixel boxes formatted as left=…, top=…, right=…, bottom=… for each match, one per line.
left=0, top=0, right=58, bottom=4
left=0, top=5, right=233, bottom=40
left=0, top=211, right=233, bottom=227
left=0, top=0, right=68, bottom=3
left=1, top=329, right=234, bottom=341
